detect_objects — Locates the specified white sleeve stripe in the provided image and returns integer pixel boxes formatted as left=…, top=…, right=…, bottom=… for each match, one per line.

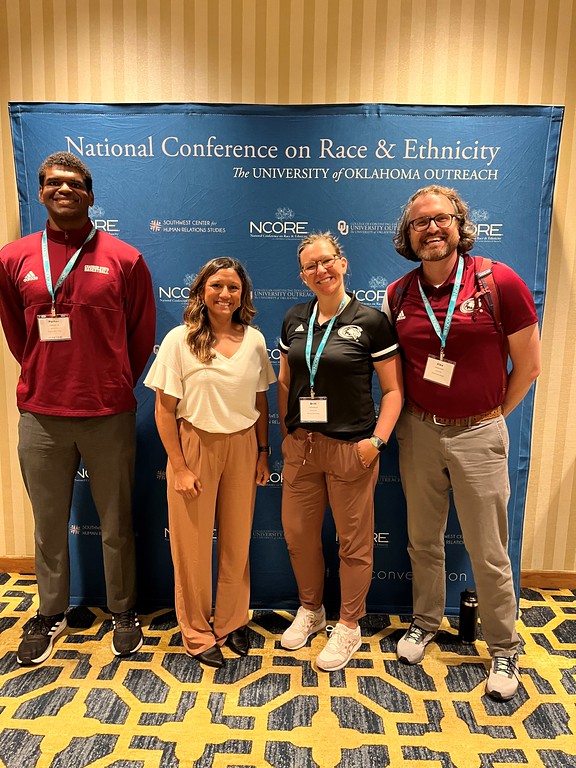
left=278, top=339, right=289, bottom=352
left=381, top=291, right=392, bottom=322
left=372, top=343, right=400, bottom=359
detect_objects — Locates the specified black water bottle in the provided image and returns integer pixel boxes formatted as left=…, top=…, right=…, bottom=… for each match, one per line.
left=458, top=588, right=479, bottom=643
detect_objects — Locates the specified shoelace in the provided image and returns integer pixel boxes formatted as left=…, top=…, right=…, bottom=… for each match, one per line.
left=113, top=611, right=138, bottom=629
left=27, top=614, right=60, bottom=636
left=493, top=655, right=518, bottom=678
left=406, top=624, right=427, bottom=643
left=326, top=625, right=356, bottom=650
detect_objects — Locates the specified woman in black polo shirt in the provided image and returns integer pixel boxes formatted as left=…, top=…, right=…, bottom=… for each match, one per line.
left=278, top=231, right=403, bottom=671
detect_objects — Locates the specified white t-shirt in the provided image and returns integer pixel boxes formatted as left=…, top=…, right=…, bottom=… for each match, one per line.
left=144, top=324, right=276, bottom=433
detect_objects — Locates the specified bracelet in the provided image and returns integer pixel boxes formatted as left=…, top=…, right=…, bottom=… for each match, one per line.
left=258, top=445, right=270, bottom=453
left=369, top=435, right=387, bottom=452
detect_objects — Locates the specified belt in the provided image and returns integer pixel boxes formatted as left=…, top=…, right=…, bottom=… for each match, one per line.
left=406, top=403, right=503, bottom=427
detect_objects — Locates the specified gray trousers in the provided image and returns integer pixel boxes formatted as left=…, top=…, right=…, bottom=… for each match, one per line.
left=18, top=410, right=137, bottom=616
left=395, top=408, right=520, bottom=657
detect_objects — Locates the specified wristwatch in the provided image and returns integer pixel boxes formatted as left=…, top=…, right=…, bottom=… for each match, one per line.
left=369, top=435, right=386, bottom=452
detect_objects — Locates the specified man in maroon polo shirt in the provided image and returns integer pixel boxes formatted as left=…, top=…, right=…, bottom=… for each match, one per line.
left=382, top=185, right=540, bottom=701
left=0, top=152, right=156, bottom=665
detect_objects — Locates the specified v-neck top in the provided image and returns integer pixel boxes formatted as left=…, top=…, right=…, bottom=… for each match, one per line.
left=145, top=323, right=276, bottom=433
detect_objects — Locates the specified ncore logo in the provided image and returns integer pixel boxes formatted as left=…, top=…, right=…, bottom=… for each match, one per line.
left=249, top=220, right=308, bottom=237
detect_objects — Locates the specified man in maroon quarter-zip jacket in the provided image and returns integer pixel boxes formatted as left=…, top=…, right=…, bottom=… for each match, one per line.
left=0, top=151, right=156, bottom=665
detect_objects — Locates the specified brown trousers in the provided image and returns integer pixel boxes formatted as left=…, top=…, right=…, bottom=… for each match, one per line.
left=281, top=429, right=379, bottom=623
left=167, top=421, right=257, bottom=654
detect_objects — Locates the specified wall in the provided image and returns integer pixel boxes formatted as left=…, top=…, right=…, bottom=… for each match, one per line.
left=0, top=0, right=574, bottom=576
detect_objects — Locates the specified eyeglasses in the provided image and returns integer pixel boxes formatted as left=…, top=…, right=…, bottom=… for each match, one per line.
left=300, top=255, right=341, bottom=276
left=408, top=213, right=460, bottom=232
left=300, top=255, right=342, bottom=275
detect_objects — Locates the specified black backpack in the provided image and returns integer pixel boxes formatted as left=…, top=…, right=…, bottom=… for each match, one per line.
left=389, top=255, right=503, bottom=336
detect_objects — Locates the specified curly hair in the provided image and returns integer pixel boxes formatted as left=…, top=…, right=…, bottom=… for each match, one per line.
left=393, top=185, right=476, bottom=262
left=296, top=231, right=345, bottom=268
left=38, top=152, right=93, bottom=193
left=182, top=257, right=256, bottom=364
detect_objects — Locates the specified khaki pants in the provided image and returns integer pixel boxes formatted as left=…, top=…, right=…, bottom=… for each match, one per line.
left=396, top=408, right=520, bottom=656
left=167, top=421, right=257, bottom=655
left=281, top=429, right=379, bottom=623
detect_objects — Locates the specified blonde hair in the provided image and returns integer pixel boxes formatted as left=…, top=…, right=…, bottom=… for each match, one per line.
left=297, top=231, right=344, bottom=268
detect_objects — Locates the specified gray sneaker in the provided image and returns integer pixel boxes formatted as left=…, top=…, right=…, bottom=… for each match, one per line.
left=485, top=654, right=519, bottom=700
left=397, top=621, right=436, bottom=664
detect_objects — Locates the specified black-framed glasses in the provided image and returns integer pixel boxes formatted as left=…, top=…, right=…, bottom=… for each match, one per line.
left=409, top=213, right=460, bottom=232
left=300, top=255, right=341, bottom=276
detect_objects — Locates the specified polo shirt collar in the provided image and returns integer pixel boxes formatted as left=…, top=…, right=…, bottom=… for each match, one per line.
left=308, top=291, right=357, bottom=323
left=419, top=253, right=468, bottom=293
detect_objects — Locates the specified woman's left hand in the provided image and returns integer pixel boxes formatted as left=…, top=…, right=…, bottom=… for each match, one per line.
left=255, top=452, right=271, bottom=486
left=356, top=438, right=379, bottom=469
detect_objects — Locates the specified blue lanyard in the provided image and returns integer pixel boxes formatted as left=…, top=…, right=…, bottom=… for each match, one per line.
left=41, top=226, right=96, bottom=315
left=305, top=296, right=347, bottom=397
left=417, top=255, right=463, bottom=360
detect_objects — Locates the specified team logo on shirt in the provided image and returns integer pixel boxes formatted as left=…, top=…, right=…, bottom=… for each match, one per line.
left=23, top=271, right=39, bottom=282
left=84, top=265, right=110, bottom=274
left=338, top=325, right=362, bottom=341
left=295, top=324, right=306, bottom=332
left=459, top=298, right=476, bottom=314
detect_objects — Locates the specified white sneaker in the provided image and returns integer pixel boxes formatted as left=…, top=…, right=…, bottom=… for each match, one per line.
left=397, top=621, right=437, bottom=664
left=485, top=654, right=520, bottom=701
left=281, top=605, right=327, bottom=650
left=316, top=623, right=362, bottom=671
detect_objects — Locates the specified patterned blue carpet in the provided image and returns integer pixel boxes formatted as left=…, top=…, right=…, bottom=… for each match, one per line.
left=0, top=573, right=575, bottom=767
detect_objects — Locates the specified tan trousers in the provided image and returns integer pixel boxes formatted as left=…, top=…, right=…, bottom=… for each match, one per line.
left=281, top=429, right=379, bottom=623
left=167, top=421, right=257, bottom=654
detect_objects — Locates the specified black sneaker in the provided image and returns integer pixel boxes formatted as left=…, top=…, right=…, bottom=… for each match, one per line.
left=111, top=609, right=143, bottom=656
left=17, top=611, right=67, bottom=665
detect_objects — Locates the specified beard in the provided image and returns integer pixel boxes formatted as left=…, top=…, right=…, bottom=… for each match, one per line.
left=412, top=230, right=459, bottom=263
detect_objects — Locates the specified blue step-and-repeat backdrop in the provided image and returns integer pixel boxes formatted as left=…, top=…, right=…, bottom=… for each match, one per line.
left=9, top=102, right=563, bottom=614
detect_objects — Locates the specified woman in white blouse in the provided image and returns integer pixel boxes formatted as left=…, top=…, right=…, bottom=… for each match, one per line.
left=145, top=257, right=276, bottom=668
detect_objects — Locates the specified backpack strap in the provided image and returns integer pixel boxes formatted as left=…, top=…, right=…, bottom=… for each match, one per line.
left=473, top=256, right=503, bottom=334
left=388, top=270, right=417, bottom=325
left=391, top=257, right=505, bottom=343
left=473, top=256, right=509, bottom=396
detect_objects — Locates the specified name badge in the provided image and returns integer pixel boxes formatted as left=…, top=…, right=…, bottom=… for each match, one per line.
left=299, top=396, right=328, bottom=423
left=423, top=355, right=455, bottom=387
left=37, top=314, right=72, bottom=341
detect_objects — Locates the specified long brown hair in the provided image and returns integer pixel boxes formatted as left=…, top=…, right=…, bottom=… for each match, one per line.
left=182, top=257, right=256, bottom=363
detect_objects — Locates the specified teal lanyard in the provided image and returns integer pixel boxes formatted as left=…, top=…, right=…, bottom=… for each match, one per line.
left=417, top=255, right=463, bottom=360
left=305, top=296, right=347, bottom=397
left=41, top=226, right=96, bottom=315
